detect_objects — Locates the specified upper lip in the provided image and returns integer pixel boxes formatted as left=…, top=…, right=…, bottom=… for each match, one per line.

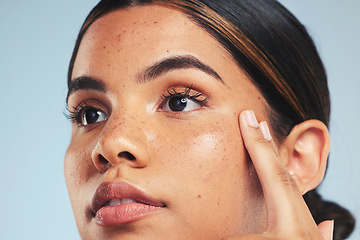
left=91, top=181, right=165, bottom=214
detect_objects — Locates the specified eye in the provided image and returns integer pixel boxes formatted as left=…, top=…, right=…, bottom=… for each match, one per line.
left=80, top=107, right=107, bottom=125
left=162, top=95, right=202, bottom=112
left=66, top=100, right=109, bottom=127
left=159, top=86, right=209, bottom=113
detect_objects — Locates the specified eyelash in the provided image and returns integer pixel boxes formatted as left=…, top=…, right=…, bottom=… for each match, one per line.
left=65, top=101, right=101, bottom=126
left=160, top=85, right=209, bottom=106
left=65, top=85, right=209, bottom=125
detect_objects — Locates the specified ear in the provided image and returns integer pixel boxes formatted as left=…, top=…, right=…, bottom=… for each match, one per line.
left=279, top=120, right=330, bottom=195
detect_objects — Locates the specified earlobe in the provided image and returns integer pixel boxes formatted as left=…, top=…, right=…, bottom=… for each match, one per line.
left=280, top=120, right=330, bottom=194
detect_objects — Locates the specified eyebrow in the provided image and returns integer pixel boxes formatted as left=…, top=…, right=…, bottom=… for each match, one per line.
left=66, top=76, right=106, bottom=102
left=67, top=55, right=224, bottom=102
left=138, top=55, right=224, bottom=84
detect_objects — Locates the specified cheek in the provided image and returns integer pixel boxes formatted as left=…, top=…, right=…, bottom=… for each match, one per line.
left=184, top=125, right=265, bottom=233
left=150, top=118, right=265, bottom=234
left=161, top=119, right=245, bottom=180
left=65, top=145, right=92, bottom=186
left=191, top=128, right=241, bottom=181
left=153, top=121, right=252, bottom=200
left=64, top=139, right=98, bottom=206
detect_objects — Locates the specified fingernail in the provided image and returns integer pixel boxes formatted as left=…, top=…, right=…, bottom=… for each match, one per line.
left=244, top=110, right=259, bottom=128
left=259, top=121, right=272, bottom=141
left=330, top=220, right=334, bottom=240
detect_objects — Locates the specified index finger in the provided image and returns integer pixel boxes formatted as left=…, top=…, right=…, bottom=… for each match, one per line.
left=239, top=110, right=316, bottom=233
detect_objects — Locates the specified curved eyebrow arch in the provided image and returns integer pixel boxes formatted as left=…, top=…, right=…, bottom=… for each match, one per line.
left=138, top=54, right=224, bottom=84
left=66, top=76, right=106, bottom=103
left=66, top=55, right=225, bottom=103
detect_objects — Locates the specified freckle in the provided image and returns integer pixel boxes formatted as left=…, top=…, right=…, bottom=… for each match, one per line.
left=103, top=46, right=106, bottom=49
left=143, top=21, right=147, bottom=24
left=123, top=30, right=126, bottom=33
left=154, top=21, right=158, bottom=24
left=107, top=64, right=110, bottom=67
left=197, top=195, right=201, bottom=199
left=133, top=21, right=137, bottom=24
left=144, top=38, right=146, bottom=41
left=166, top=50, right=169, bottom=53
left=117, top=49, right=120, bottom=52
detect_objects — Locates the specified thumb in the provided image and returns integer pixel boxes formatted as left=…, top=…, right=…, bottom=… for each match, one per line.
left=318, top=220, right=334, bottom=240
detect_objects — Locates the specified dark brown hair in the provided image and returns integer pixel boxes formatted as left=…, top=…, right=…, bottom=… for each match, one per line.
left=68, top=0, right=355, bottom=239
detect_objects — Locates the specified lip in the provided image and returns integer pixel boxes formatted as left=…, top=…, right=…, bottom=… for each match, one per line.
left=91, top=181, right=165, bottom=226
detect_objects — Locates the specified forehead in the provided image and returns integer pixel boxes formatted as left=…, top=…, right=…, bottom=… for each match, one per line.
left=72, top=5, right=234, bottom=78
left=87, top=5, right=194, bottom=38
left=81, top=5, right=217, bottom=52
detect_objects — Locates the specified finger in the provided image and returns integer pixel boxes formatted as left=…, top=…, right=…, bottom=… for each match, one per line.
left=318, top=220, right=334, bottom=240
left=239, top=110, right=314, bottom=232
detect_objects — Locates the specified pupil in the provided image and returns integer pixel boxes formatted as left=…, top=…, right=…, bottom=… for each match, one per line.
left=169, top=96, right=187, bottom=111
left=85, top=109, right=99, bottom=124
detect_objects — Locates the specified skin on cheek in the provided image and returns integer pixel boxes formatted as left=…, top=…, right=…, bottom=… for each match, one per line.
left=167, top=119, right=243, bottom=188
left=192, top=120, right=266, bottom=232
left=65, top=139, right=96, bottom=183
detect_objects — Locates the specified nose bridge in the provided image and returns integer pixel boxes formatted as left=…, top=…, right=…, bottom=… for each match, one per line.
left=103, top=112, right=144, bottom=146
left=92, top=110, right=149, bottom=170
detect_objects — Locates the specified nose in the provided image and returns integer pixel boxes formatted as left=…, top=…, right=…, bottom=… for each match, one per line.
left=91, top=116, right=149, bottom=172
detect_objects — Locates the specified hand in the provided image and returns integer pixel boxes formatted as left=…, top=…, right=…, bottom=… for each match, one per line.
left=223, top=110, right=334, bottom=240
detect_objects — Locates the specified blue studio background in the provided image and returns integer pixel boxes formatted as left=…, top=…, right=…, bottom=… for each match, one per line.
left=0, top=0, right=359, bottom=239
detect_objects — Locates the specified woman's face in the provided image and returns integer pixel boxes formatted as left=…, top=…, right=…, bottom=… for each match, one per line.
left=65, top=5, right=268, bottom=240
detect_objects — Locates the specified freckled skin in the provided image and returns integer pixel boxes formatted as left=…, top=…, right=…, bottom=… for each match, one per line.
left=65, top=5, right=268, bottom=240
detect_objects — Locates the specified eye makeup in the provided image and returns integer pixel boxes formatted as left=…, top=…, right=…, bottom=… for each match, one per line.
left=66, top=100, right=108, bottom=126
left=158, top=85, right=209, bottom=112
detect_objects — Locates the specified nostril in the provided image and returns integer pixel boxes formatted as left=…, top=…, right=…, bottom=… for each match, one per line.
left=94, top=155, right=111, bottom=172
left=118, top=151, right=136, bottom=161
left=98, top=155, right=109, bottom=165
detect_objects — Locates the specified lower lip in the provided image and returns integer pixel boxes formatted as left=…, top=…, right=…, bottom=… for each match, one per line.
left=94, top=203, right=163, bottom=226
